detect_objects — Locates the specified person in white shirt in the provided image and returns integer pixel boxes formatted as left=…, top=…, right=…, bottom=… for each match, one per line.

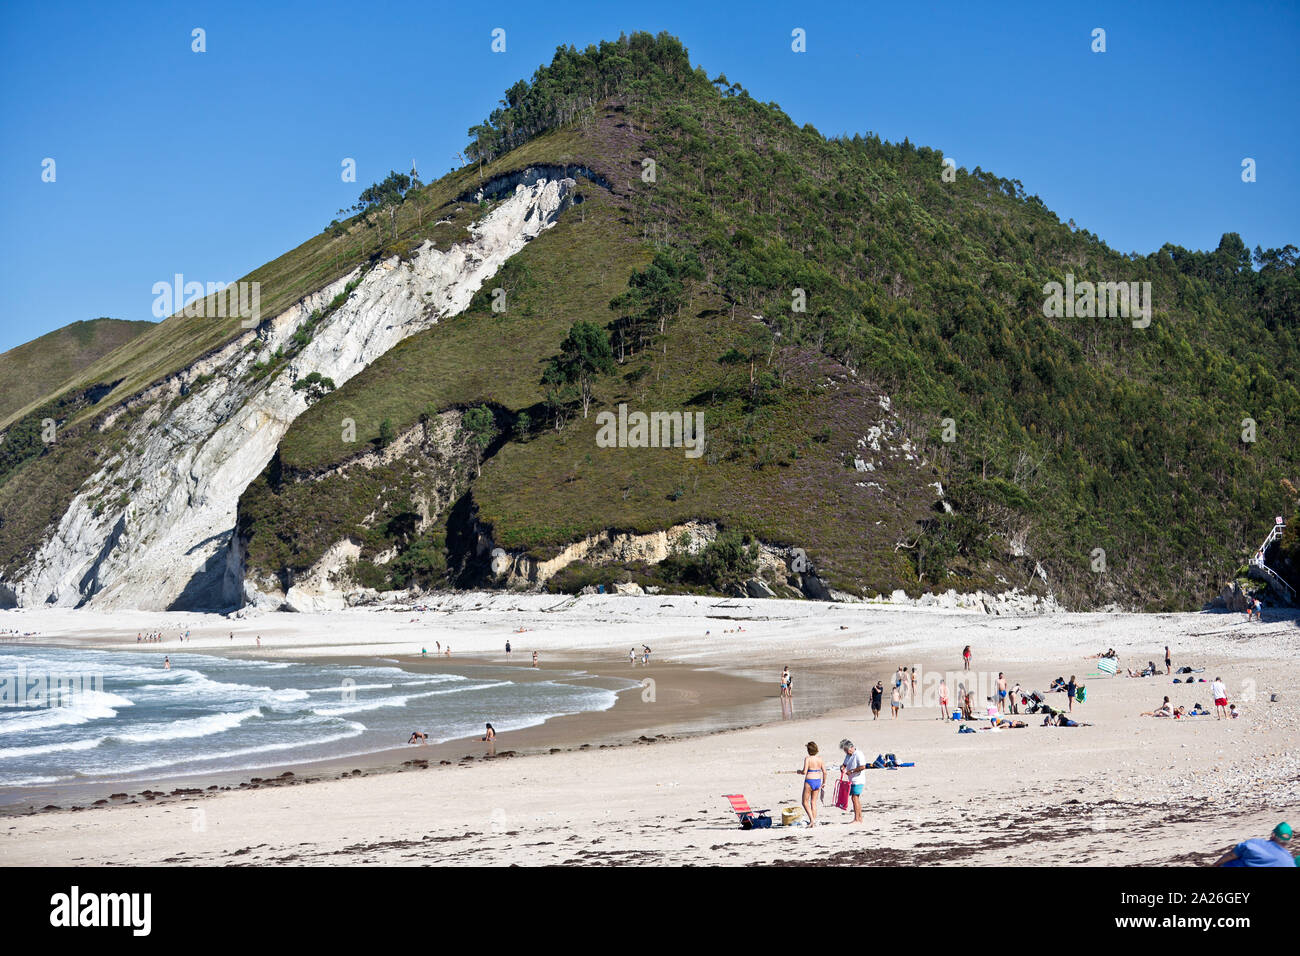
left=839, top=739, right=866, bottom=823
left=1211, top=678, right=1229, bottom=719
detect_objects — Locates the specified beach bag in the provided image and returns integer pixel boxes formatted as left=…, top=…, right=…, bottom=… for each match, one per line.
left=750, top=812, right=772, bottom=829
left=1075, top=686, right=1087, bottom=703
left=833, top=773, right=851, bottom=810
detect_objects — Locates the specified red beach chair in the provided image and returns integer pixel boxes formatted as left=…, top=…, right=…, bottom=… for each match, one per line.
left=723, top=793, right=771, bottom=829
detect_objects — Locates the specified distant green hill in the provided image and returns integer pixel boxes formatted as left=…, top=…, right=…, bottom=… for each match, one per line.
left=0, top=318, right=153, bottom=422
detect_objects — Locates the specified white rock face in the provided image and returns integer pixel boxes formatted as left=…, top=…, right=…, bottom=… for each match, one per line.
left=7, top=177, right=576, bottom=610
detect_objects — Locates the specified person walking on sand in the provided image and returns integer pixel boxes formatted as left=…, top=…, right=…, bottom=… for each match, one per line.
left=781, top=667, right=791, bottom=699
left=1164, top=645, right=1171, bottom=675
left=938, top=678, right=949, bottom=719
left=798, top=741, right=826, bottom=827
left=630, top=647, right=637, bottom=665
left=890, top=682, right=902, bottom=718
left=839, top=740, right=866, bottom=823
left=1066, top=675, right=1077, bottom=713
left=963, top=645, right=972, bottom=671
left=1211, top=677, right=1229, bottom=719
left=870, top=681, right=883, bottom=720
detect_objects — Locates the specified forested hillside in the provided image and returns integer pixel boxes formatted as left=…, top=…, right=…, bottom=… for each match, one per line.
left=5, top=32, right=1296, bottom=611
left=240, top=33, right=1298, bottom=610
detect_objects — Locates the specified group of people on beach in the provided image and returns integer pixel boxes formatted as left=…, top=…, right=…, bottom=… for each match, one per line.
left=1141, top=676, right=1237, bottom=719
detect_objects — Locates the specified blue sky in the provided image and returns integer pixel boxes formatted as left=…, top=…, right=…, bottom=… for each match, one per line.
left=1, top=0, right=1296, bottom=353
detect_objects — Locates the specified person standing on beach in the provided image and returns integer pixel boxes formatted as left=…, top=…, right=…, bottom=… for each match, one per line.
left=909, top=666, right=917, bottom=704
left=938, top=678, right=949, bottom=719
left=781, top=667, right=791, bottom=699
left=996, top=673, right=1008, bottom=713
left=1211, top=677, right=1229, bottom=719
left=532, top=651, right=539, bottom=668
left=870, top=681, right=883, bottom=720
left=505, top=640, right=511, bottom=661
left=963, top=645, right=972, bottom=671
left=1066, top=675, right=1077, bottom=712
left=798, top=741, right=826, bottom=827
left=1164, top=645, right=1171, bottom=675
left=630, top=647, right=637, bottom=665
left=890, top=682, right=901, bottom=718
left=839, top=740, right=866, bottom=823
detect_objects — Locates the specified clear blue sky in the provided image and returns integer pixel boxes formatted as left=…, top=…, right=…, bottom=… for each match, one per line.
left=1, top=0, right=1296, bottom=353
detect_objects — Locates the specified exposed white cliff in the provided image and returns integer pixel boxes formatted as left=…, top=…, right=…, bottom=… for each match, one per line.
left=7, top=177, right=576, bottom=610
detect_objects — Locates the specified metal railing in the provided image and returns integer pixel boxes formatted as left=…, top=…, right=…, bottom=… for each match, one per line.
left=1249, top=520, right=1296, bottom=603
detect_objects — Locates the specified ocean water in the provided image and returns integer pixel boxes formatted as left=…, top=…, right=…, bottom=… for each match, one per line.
left=0, top=646, right=632, bottom=791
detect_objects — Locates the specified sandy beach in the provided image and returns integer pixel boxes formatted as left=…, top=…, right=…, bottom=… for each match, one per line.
left=2, top=594, right=1297, bottom=866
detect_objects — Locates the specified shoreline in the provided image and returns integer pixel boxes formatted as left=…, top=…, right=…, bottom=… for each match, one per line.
left=0, top=644, right=862, bottom=817
left=1, top=596, right=1297, bottom=865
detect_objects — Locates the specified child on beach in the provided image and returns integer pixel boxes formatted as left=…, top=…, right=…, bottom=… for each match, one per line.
left=938, top=678, right=949, bottom=719
left=963, top=645, right=972, bottom=671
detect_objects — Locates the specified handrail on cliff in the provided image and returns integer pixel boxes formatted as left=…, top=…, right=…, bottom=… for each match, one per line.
left=1249, top=518, right=1296, bottom=603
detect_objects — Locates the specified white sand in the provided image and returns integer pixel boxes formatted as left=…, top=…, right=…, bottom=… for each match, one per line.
left=2, top=596, right=1297, bottom=865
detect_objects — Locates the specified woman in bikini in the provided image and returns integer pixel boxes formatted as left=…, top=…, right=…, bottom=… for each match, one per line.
left=798, top=741, right=826, bottom=827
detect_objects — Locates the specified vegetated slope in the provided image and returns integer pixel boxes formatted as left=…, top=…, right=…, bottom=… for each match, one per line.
left=246, top=32, right=1299, bottom=610
left=0, top=129, right=603, bottom=594
left=0, top=318, right=153, bottom=421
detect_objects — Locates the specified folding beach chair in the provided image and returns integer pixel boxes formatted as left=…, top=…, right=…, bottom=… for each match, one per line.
left=723, top=793, right=771, bottom=829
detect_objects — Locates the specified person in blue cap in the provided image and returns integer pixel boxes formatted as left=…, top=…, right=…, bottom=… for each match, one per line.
left=1213, top=822, right=1294, bottom=866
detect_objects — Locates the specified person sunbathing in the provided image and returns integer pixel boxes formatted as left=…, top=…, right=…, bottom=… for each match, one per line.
left=991, top=715, right=1027, bottom=728
left=1141, top=697, right=1174, bottom=717
left=1043, top=713, right=1090, bottom=727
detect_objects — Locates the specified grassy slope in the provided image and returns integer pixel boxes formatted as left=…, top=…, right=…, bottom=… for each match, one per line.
left=0, top=127, right=605, bottom=577
left=0, top=318, right=153, bottom=422
left=244, top=107, right=960, bottom=597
